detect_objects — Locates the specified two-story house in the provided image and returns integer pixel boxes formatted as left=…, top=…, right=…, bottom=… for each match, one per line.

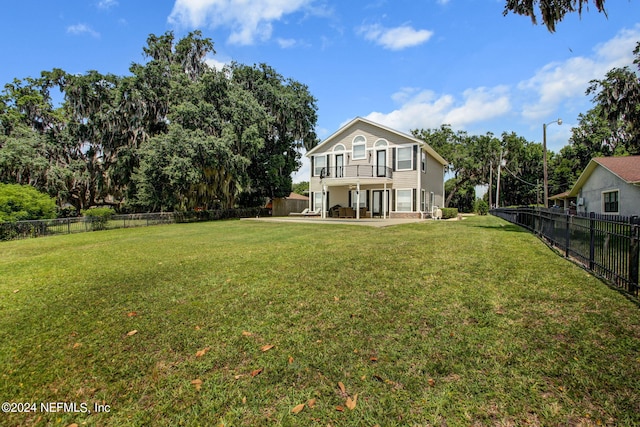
left=306, top=117, right=447, bottom=219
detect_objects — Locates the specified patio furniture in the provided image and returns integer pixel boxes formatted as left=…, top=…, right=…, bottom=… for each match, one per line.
left=289, top=208, right=309, bottom=216
left=339, top=207, right=355, bottom=218
left=304, top=208, right=322, bottom=216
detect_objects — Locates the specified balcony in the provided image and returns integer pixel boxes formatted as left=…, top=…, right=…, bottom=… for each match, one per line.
left=319, top=165, right=393, bottom=180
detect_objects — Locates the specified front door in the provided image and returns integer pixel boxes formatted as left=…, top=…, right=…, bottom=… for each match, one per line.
left=376, top=150, right=386, bottom=177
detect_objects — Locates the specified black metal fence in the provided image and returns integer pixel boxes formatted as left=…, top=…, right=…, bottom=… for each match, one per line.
left=491, top=207, right=639, bottom=297
left=0, top=208, right=264, bottom=242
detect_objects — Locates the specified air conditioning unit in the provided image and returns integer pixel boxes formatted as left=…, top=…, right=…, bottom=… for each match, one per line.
left=577, top=197, right=584, bottom=206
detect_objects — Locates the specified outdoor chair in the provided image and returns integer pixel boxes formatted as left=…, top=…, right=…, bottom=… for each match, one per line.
left=289, top=208, right=309, bottom=216
left=304, top=208, right=321, bottom=216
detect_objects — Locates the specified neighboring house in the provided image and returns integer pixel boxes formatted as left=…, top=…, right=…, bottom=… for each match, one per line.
left=549, top=191, right=576, bottom=213
left=271, top=192, right=309, bottom=216
left=567, top=156, right=640, bottom=217
left=305, top=117, right=447, bottom=219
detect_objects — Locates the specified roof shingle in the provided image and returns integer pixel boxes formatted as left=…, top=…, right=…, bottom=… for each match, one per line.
left=594, top=156, right=640, bottom=183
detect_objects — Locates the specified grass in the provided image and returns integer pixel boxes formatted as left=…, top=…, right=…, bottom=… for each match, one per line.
left=1, top=215, right=639, bottom=426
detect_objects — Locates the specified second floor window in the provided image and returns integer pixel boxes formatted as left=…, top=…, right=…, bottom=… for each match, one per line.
left=352, top=136, right=366, bottom=160
left=314, top=155, right=326, bottom=177
left=397, top=146, right=413, bottom=170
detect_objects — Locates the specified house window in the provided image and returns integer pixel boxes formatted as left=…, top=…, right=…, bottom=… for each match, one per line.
left=352, top=136, right=366, bottom=160
left=396, top=189, right=412, bottom=212
left=314, top=155, right=326, bottom=177
left=350, top=190, right=366, bottom=208
left=603, top=190, right=619, bottom=213
left=374, top=139, right=388, bottom=148
left=421, top=151, right=426, bottom=172
left=396, top=146, right=413, bottom=170
left=421, top=189, right=426, bottom=211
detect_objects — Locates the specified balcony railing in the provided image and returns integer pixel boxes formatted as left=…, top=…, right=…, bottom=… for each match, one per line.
left=319, top=165, right=392, bottom=179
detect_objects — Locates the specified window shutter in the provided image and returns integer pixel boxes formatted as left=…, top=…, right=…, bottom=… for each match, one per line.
left=348, top=191, right=351, bottom=208
left=311, top=156, right=315, bottom=177
left=326, top=155, right=330, bottom=177
left=326, top=191, right=330, bottom=209
left=392, top=148, right=396, bottom=171
left=413, top=145, right=418, bottom=171
left=366, top=190, right=370, bottom=208
left=391, top=190, right=396, bottom=212
left=310, top=192, right=314, bottom=209
left=413, top=189, right=417, bottom=212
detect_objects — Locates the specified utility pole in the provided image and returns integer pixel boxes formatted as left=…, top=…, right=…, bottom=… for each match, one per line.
left=488, top=162, right=493, bottom=208
left=496, top=148, right=505, bottom=208
left=543, top=118, right=562, bottom=208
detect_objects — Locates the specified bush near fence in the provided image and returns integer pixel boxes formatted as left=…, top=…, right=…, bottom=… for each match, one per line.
left=491, top=207, right=639, bottom=298
left=0, top=208, right=266, bottom=241
left=441, top=208, right=459, bottom=219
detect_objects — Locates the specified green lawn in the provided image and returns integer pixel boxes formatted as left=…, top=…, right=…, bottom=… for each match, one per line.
left=1, top=216, right=639, bottom=426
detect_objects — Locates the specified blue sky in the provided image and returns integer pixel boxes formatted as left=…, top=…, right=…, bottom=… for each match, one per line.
left=2, top=1, right=639, bottom=182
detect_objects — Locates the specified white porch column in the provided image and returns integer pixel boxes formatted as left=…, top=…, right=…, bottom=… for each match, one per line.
left=356, top=182, right=361, bottom=219
left=322, top=184, right=327, bottom=219
left=383, top=182, right=387, bottom=219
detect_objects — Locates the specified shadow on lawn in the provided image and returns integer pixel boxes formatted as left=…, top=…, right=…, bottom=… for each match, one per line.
left=471, top=223, right=527, bottom=233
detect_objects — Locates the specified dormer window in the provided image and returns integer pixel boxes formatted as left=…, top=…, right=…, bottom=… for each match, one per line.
left=352, top=135, right=366, bottom=160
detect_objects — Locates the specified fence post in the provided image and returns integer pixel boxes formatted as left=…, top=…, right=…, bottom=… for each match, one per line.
left=589, top=212, right=596, bottom=271
left=629, top=216, right=639, bottom=296
left=67, top=218, right=71, bottom=234
left=565, top=212, right=570, bottom=258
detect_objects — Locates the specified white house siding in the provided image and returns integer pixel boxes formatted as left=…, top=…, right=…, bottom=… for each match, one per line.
left=577, top=165, right=640, bottom=217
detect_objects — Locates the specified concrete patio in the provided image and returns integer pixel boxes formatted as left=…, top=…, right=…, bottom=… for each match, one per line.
left=242, top=216, right=433, bottom=227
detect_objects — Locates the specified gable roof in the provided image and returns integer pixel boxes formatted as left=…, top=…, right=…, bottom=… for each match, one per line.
left=567, top=155, right=640, bottom=197
left=306, top=116, right=448, bottom=166
left=283, top=192, right=309, bottom=201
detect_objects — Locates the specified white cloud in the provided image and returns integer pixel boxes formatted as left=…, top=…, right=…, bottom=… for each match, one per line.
left=518, top=24, right=640, bottom=120
left=205, top=57, right=230, bottom=71
left=276, top=37, right=310, bottom=48
left=444, top=87, right=511, bottom=125
left=357, top=23, right=433, bottom=50
left=168, top=0, right=314, bottom=45
left=97, top=0, right=118, bottom=9
left=365, top=86, right=510, bottom=133
left=366, top=24, right=640, bottom=138
left=67, top=24, right=100, bottom=38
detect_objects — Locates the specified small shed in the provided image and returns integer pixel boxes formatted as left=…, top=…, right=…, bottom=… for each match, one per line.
left=271, top=192, right=309, bottom=217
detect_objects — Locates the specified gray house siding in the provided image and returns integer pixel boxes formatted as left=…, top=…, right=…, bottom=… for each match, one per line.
left=576, top=165, right=640, bottom=217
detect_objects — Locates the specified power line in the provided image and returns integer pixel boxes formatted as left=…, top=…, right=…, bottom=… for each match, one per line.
left=503, top=166, right=538, bottom=187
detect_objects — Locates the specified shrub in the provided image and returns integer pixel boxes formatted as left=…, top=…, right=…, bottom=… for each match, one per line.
left=0, top=183, right=57, bottom=222
left=57, top=205, right=78, bottom=218
left=441, top=207, right=458, bottom=219
left=474, top=199, right=489, bottom=216
left=81, top=207, right=115, bottom=231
